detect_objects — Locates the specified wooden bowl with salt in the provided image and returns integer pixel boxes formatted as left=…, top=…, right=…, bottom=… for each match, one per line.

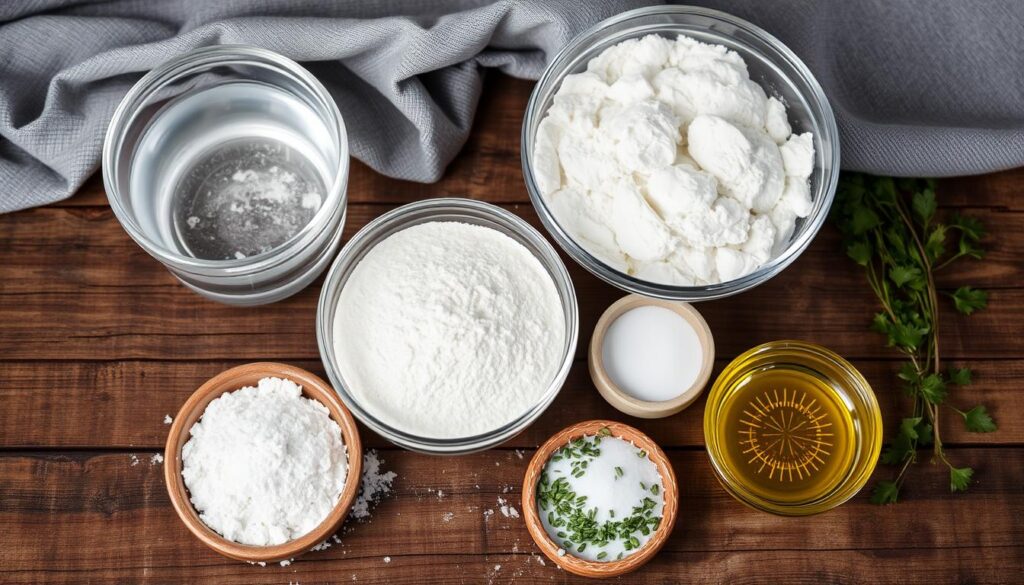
left=521, top=420, right=679, bottom=578
left=164, top=362, right=362, bottom=563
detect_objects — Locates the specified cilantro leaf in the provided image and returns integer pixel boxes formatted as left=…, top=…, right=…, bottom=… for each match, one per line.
left=870, top=480, right=899, bottom=505
left=950, top=213, right=986, bottom=241
left=947, top=366, right=972, bottom=386
left=961, top=405, right=997, bottom=433
left=924, top=224, right=947, bottom=263
left=912, top=188, right=937, bottom=225
left=951, top=287, right=988, bottom=315
left=891, top=321, right=927, bottom=350
left=880, top=431, right=915, bottom=465
left=897, top=362, right=921, bottom=383
left=889, top=265, right=923, bottom=289
left=950, top=466, right=973, bottom=492
left=918, top=373, right=947, bottom=404
left=899, top=417, right=922, bottom=440
left=846, top=241, right=872, bottom=266
left=957, top=235, right=986, bottom=260
left=851, top=205, right=881, bottom=235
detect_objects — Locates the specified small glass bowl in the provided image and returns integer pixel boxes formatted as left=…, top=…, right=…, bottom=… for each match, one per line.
left=103, top=46, right=349, bottom=305
left=703, top=341, right=883, bottom=515
left=316, top=198, right=579, bottom=454
left=521, top=6, right=840, bottom=301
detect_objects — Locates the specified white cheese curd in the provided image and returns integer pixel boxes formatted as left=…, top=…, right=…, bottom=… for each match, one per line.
left=534, top=34, right=816, bottom=285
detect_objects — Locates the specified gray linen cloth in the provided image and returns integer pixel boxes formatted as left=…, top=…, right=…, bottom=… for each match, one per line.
left=1, top=0, right=1021, bottom=213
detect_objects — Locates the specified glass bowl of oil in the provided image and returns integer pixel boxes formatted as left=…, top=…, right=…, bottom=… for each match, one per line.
left=703, top=340, right=882, bottom=515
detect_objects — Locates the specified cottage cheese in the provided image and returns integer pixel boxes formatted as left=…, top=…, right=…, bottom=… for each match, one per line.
left=534, top=34, right=815, bottom=285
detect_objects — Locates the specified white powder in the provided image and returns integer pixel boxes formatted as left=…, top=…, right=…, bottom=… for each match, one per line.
left=333, top=222, right=565, bottom=438
left=601, top=305, right=703, bottom=402
left=181, top=377, right=348, bottom=546
left=350, top=449, right=397, bottom=520
left=535, top=34, right=815, bottom=285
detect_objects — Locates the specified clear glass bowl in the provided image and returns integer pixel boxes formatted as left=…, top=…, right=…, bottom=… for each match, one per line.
left=316, top=199, right=579, bottom=454
left=521, top=6, right=840, bottom=301
left=703, top=341, right=883, bottom=515
left=103, top=46, right=349, bottom=305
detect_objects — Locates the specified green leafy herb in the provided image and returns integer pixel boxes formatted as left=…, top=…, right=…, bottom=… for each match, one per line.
left=959, top=405, right=997, bottom=433
left=833, top=175, right=996, bottom=503
left=951, top=286, right=988, bottom=315
left=869, top=480, right=900, bottom=505
left=950, top=466, right=974, bottom=492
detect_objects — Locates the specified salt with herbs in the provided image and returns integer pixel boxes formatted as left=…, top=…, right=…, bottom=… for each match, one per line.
left=537, top=429, right=664, bottom=562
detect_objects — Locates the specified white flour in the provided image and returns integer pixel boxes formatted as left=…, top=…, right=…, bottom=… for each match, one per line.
left=181, top=377, right=348, bottom=546
left=332, top=221, right=565, bottom=438
left=535, top=34, right=815, bottom=285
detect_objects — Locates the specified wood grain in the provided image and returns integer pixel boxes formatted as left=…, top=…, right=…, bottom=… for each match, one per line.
left=0, top=449, right=1020, bottom=584
left=0, top=72, right=1021, bottom=584
left=1, top=358, right=1020, bottom=450
left=0, top=206, right=1021, bottom=362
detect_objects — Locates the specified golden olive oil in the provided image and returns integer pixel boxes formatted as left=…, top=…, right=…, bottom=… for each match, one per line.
left=717, top=367, right=857, bottom=504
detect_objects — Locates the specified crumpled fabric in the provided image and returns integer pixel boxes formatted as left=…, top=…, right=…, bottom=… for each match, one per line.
left=0, top=0, right=1021, bottom=212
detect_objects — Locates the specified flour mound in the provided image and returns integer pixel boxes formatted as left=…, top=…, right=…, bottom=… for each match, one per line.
left=181, top=377, right=348, bottom=546
left=333, top=221, right=566, bottom=438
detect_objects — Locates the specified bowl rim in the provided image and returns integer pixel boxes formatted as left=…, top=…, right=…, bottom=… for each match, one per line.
left=520, top=5, right=841, bottom=301
left=521, top=420, right=679, bottom=578
left=588, top=294, right=715, bottom=418
left=701, top=340, right=883, bottom=516
left=102, top=44, right=350, bottom=277
left=164, top=362, right=363, bottom=562
left=315, top=197, right=579, bottom=454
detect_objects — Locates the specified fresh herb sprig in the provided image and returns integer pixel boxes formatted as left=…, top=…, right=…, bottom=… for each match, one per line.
left=832, top=175, right=995, bottom=504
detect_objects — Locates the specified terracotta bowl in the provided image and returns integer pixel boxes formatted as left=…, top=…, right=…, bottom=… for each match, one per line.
left=522, top=420, right=679, bottom=578
left=164, top=362, right=362, bottom=563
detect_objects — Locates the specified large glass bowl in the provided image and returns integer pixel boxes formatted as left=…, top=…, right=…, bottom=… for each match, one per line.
left=103, top=46, right=349, bottom=305
left=521, top=6, right=840, bottom=301
left=316, top=198, right=579, bottom=454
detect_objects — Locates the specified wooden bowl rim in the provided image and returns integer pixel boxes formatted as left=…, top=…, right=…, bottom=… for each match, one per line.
left=164, top=362, right=363, bottom=563
left=521, top=420, right=679, bottom=578
left=589, top=294, right=715, bottom=419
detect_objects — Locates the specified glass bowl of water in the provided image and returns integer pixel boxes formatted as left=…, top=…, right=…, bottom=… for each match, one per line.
left=103, top=45, right=349, bottom=305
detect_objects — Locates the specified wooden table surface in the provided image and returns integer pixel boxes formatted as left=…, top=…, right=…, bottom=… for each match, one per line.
left=1, top=75, right=1022, bottom=584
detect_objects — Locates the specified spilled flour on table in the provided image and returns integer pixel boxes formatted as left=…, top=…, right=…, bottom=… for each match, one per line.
left=351, top=450, right=398, bottom=520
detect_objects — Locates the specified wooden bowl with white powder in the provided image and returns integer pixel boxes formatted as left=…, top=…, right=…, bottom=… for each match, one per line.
left=164, top=362, right=362, bottom=563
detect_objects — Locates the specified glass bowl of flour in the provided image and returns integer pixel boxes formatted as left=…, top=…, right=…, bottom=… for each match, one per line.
left=521, top=6, right=840, bottom=301
left=316, top=199, right=579, bottom=454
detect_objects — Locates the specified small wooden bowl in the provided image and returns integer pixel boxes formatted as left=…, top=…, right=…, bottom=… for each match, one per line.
left=589, top=294, right=714, bottom=418
left=522, top=420, right=679, bottom=578
left=164, top=362, right=362, bottom=563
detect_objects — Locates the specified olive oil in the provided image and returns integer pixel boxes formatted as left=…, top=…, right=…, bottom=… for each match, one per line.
left=717, top=367, right=857, bottom=504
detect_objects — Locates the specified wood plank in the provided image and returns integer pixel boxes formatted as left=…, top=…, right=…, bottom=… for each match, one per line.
left=0, top=358, right=1018, bottom=450
left=0, top=205, right=1020, bottom=362
left=0, top=448, right=1019, bottom=584
left=4, top=204, right=1022, bottom=293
